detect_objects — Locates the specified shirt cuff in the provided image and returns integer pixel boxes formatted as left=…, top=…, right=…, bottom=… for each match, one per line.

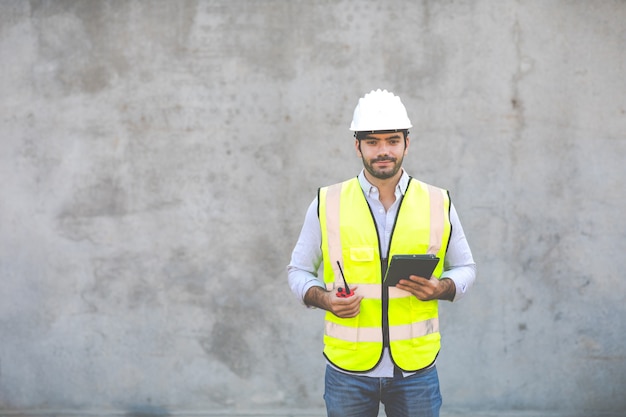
left=440, top=264, right=476, bottom=302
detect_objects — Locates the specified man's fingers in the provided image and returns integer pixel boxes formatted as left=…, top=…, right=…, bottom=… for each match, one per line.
left=331, top=294, right=363, bottom=318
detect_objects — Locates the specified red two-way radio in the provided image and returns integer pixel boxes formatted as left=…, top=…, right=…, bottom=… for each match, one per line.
left=335, top=261, right=354, bottom=298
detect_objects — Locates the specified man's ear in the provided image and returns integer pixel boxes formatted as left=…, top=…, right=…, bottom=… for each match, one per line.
left=355, top=139, right=362, bottom=157
left=404, top=135, right=410, bottom=154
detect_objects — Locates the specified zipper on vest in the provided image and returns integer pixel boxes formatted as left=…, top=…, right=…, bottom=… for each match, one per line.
left=381, top=259, right=389, bottom=348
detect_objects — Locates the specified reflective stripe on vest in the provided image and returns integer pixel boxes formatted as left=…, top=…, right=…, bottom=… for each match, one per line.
left=319, top=177, right=451, bottom=372
left=325, top=317, right=440, bottom=343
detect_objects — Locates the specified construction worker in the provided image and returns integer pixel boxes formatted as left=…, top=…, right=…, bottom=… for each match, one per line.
left=288, top=89, right=476, bottom=417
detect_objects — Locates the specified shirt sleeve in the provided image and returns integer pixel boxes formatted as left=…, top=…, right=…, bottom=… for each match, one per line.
left=440, top=203, right=477, bottom=302
left=287, top=197, right=326, bottom=305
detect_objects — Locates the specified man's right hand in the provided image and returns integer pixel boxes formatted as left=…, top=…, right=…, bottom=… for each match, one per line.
left=304, top=286, right=363, bottom=318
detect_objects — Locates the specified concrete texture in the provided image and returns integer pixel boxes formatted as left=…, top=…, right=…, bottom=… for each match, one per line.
left=0, top=1, right=625, bottom=416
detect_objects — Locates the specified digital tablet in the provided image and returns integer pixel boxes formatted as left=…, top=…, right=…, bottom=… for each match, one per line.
left=384, top=254, right=440, bottom=287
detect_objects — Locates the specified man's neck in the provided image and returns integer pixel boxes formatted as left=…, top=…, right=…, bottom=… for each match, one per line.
left=363, top=169, right=403, bottom=192
left=363, top=169, right=403, bottom=210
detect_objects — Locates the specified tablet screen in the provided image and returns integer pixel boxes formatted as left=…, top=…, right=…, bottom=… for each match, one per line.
left=384, top=254, right=440, bottom=286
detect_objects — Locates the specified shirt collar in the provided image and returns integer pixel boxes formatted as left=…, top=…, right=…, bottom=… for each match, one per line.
left=357, top=169, right=410, bottom=198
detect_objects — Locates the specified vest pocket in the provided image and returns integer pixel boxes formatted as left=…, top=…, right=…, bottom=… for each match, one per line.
left=408, top=298, right=439, bottom=345
left=349, top=247, right=375, bottom=262
left=347, top=247, right=377, bottom=282
left=409, top=297, right=437, bottom=315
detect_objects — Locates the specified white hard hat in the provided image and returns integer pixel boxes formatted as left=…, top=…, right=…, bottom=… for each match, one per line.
left=349, top=89, right=412, bottom=132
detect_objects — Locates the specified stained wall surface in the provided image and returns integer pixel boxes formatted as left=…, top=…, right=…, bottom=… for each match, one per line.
left=1, top=1, right=625, bottom=415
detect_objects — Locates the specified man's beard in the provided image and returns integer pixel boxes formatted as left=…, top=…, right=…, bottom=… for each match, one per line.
left=362, top=155, right=403, bottom=180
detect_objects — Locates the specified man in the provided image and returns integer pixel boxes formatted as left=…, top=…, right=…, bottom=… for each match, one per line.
left=288, top=89, right=476, bottom=417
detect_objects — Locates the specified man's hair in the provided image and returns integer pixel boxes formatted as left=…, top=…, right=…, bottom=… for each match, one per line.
left=354, top=129, right=409, bottom=141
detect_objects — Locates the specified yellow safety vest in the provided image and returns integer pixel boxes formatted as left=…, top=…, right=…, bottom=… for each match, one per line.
left=319, top=177, right=451, bottom=372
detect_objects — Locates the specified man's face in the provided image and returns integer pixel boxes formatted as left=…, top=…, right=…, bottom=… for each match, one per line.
left=355, top=132, right=410, bottom=180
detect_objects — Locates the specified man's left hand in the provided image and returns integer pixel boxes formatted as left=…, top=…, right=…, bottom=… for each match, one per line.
left=396, top=276, right=456, bottom=301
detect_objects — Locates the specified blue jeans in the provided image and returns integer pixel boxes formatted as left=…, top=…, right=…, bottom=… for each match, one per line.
left=324, top=365, right=442, bottom=417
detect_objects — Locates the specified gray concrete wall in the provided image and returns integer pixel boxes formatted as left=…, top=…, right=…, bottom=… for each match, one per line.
left=1, top=1, right=625, bottom=415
